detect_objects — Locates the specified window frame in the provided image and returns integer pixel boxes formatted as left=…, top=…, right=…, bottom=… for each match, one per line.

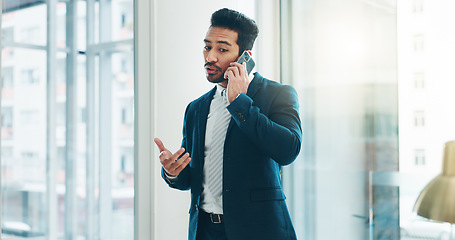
left=1, top=0, right=137, bottom=238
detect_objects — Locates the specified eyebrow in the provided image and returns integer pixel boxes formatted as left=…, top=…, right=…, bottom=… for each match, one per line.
left=203, top=39, right=232, bottom=46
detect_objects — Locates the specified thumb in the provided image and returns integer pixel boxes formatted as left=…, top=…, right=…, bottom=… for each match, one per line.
left=154, top=138, right=167, bottom=152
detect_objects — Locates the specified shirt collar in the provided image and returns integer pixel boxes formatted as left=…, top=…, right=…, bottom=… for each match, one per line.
left=216, top=84, right=226, bottom=97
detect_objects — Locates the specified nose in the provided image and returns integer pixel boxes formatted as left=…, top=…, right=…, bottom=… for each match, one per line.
left=206, top=50, right=217, bottom=63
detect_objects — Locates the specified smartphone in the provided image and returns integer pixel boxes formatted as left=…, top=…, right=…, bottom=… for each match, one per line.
left=236, top=50, right=255, bottom=75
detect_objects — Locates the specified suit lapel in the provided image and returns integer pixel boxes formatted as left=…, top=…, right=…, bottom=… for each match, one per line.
left=246, top=72, right=263, bottom=99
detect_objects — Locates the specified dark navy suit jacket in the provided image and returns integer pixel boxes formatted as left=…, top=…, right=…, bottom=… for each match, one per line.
left=162, top=73, right=302, bottom=240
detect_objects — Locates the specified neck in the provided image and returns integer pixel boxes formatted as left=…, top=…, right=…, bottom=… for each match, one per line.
left=218, top=81, right=228, bottom=88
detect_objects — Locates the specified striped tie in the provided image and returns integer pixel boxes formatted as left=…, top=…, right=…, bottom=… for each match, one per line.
left=206, top=89, right=231, bottom=198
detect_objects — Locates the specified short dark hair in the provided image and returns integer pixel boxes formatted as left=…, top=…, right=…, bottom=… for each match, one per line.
left=210, top=8, right=259, bottom=55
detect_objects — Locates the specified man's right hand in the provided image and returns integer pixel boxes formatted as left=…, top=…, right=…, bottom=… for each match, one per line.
left=154, top=138, right=191, bottom=177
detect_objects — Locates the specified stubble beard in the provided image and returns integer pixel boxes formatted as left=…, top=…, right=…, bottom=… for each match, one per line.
left=205, top=62, right=227, bottom=84
left=207, top=74, right=227, bottom=84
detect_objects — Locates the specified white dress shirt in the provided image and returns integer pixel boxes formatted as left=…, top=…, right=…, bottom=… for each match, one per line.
left=200, top=84, right=230, bottom=214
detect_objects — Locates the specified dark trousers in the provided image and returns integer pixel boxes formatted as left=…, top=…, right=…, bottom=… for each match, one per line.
left=196, top=210, right=228, bottom=240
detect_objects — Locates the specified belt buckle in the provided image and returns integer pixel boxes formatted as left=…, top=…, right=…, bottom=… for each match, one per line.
left=210, top=213, right=222, bottom=224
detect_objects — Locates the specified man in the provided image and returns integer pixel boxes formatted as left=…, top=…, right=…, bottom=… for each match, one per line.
left=154, top=8, right=301, bottom=240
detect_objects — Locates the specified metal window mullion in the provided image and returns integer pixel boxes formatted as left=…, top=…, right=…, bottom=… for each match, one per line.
left=98, top=52, right=113, bottom=240
left=280, top=1, right=317, bottom=240
left=1, top=42, right=69, bottom=53
left=1, top=42, right=47, bottom=50
left=99, top=0, right=113, bottom=239
left=46, top=0, right=58, bottom=239
left=87, top=39, right=134, bottom=54
left=134, top=0, right=154, bottom=239
left=86, top=0, right=96, bottom=239
left=0, top=0, right=3, bottom=234
left=65, top=0, right=78, bottom=239
left=279, top=0, right=293, bottom=194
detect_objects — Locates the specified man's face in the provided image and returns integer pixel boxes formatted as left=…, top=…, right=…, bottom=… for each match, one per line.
left=203, top=26, right=240, bottom=85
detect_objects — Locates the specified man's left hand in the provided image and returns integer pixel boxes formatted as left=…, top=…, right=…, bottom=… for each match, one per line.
left=224, top=62, right=250, bottom=103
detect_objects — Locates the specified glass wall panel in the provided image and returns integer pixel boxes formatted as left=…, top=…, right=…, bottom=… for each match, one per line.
left=282, top=0, right=455, bottom=239
left=281, top=0, right=399, bottom=239
left=4, top=3, right=47, bottom=46
left=1, top=46, right=48, bottom=239
left=397, top=0, right=455, bottom=239
left=1, top=0, right=134, bottom=239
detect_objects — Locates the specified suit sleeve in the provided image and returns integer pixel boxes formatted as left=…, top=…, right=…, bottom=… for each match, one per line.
left=226, top=85, right=302, bottom=166
left=160, top=103, right=192, bottom=191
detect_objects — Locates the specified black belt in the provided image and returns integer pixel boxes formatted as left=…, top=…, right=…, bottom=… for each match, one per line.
left=201, top=210, right=224, bottom=224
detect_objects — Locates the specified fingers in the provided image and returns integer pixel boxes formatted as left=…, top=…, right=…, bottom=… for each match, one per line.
left=154, top=138, right=167, bottom=152
left=224, top=62, right=245, bottom=79
left=173, top=154, right=192, bottom=174
left=241, top=62, right=248, bottom=76
left=234, top=62, right=247, bottom=78
left=162, top=149, right=192, bottom=176
left=224, top=69, right=235, bottom=80
left=161, top=147, right=184, bottom=166
left=154, top=138, right=171, bottom=161
left=154, top=138, right=192, bottom=176
left=225, top=62, right=249, bottom=103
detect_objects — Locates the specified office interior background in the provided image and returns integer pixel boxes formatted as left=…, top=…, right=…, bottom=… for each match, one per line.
left=1, top=0, right=455, bottom=239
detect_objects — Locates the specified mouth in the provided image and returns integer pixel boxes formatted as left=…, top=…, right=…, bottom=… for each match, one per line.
left=205, top=63, right=221, bottom=75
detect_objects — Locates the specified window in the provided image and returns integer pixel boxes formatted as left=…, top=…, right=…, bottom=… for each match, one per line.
left=413, top=0, right=424, bottom=13
left=20, top=69, right=39, bottom=84
left=414, top=110, right=425, bottom=127
left=413, top=34, right=425, bottom=52
left=414, top=149, right=426, bottom=165
left=1, top=0, right=134, bottom=239
left=414, top=72, right=425, bottom=89
left=19, top=110, right=40, bottom=124
left=1, top=107, right=13, bottom=140
left=20, top=27, right=41, bottom=45
left=20, top=151, right=39, bottom=165
left=281, top=0, right=454, bottom=239
left=1, top=67, right=13, bottom=88
left=1, top=67, right=14, bottom=100
left=1, top=147, right=13, bottom=168
left=1, top=107, right=13, bottom=127
left=1, top=27, right=13, bottom=43
left=281, top=1, right=399, bottom=238
left=121, top=108, right=127, bottom=124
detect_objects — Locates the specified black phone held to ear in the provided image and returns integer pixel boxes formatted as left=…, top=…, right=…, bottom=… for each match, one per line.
left=236, top=50, right=255, bottom=75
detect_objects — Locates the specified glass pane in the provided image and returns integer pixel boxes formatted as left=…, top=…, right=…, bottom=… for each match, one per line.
left=92, top=51, right=134, bottom=240
left=2, top=3, right=47, bottom=46
left=95, top=0, right=134, bottom=43
left=1, top=0, right=134, bottom=239
left=1, top=46, right=47, bottom=237
left=283, top=0, right=455, bottom=239
left=57, top=3, right=67, bottom=49
left=282, top=0, right=399, bottom=239
left=398, top=0, right=455, bottom=239
left=110, top=51, right=134, bottom=239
